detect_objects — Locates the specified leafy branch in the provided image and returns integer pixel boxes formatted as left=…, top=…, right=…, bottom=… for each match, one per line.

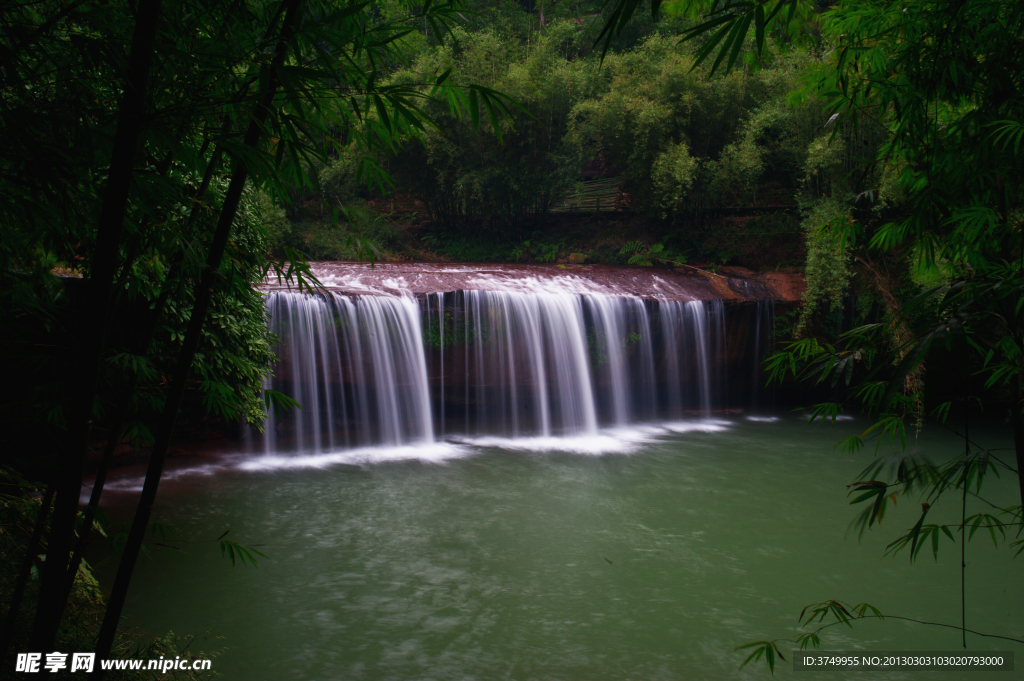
left=107, top=523, right=268, bottom=567
left=739, top=600, right=1024, bottom=674
left=595, top=0, right=807, bottom=66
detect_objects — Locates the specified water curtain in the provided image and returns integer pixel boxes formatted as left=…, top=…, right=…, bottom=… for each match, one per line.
left=260, top=290, right=766, bottom=452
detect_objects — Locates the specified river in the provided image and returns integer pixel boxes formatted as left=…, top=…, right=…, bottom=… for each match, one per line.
left=98, top=417, right=1021, bottom=680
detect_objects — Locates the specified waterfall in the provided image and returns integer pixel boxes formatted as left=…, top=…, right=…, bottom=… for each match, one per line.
left=262, top=292, right=433, bottom=452
left=256, top=288, right=767, bottom=453
left=708, top=299, right=727, bottom=410
left=751, top=299, right=775, bottom=412
left=448, top=290, right=597, bottom=437
left=660, top=301, right=715, bottom=417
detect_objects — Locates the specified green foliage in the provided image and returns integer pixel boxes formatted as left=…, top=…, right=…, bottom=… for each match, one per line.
left=422, top=310, right=486, bottom=348
left=535, top=241, right=563, bottom=263
left=5, top=0, right=1018, bottom=666
left=587, top=327, right=610, bottom=366
left=162, top=188, right=279, bottom=427
left=219, top=539, right=268, bottom=568
left=651, top=142, right=698, bottom=217
left=586, top=327, right=642, bottom=366
left=797, top=197, right=853, bottom=332
left=283, top=212, right=399, bottom=261
left=696, top=212, right=801, bottom=269
left=736, top=640, right=785, bottom=673
left=344, top=22, right=828, bottom=260
left=618, top=240, right=663, bottom=266
left=742, top=2, right=1024, bottom=661
left=0, top=470, right=225, bottom=678
left=422, top=230, right=523, bottom=261
left=2, top=0, right=532, bottom=655
left=257, top=192, right=293, bottom=246
left=0, top=0, right=529, bottom=451
left=103, top=518, right=269, bottom=568
left=232, top=2, right=838, bottom=269
left=384, top=22, right=602, bottom=239
left=708, top=137, right=764, bottom=206
left=567, top=34, right=819, bottom=220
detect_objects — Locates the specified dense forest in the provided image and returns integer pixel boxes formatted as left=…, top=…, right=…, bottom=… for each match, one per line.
left=273, top=1, right=822, bottom=272
left=1, top=0, right=1022, bottom=676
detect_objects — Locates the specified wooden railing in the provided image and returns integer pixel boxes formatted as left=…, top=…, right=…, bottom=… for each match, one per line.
left=550, top=177, right=627, bottom=213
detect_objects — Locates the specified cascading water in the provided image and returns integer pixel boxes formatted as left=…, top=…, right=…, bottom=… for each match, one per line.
left=751, top=299, right=775, bottom=412
left=428, top=291, right=664, bottom=438
left=707, top=299, right=728, bottom=410
left=453, top=290, right=599, bottom=437
left=262, top=292, right=433, bottom=452
left=660, top=301, right=713, bottom=416
left=257, top=283, right=772, bottom=453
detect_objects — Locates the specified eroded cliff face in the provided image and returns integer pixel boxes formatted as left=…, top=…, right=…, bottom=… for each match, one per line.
left=265, top=262, right=805, bottom=303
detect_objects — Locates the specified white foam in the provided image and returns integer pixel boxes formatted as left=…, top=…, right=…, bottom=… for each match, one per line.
left=745, top=415, right=780, bottom=423
left=237, top=442, right=470, bottom=470
left=245, top=419, right=734, bottom=467
left=453, top=422, right=727, bottom=455
left=80, top=462, right=233, bottom=500
left=304, top=263, right=707, bottom=301
left=455, top=433, right=648, bottom=455
left=85, top=419, right=747, bottom=493
left=463, top=273, right=625, bottom=297
left=660, top=419, right=732, bottom=433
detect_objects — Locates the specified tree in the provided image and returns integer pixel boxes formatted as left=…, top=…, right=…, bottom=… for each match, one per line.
left=383, top=22, right=596, bottom=240
left=591, top=0, right=1024, bottom=669
left=0, top=0, right=516, bottom=660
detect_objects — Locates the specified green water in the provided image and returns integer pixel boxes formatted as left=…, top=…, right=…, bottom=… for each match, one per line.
left=107, top=418, right=1022, bottom=679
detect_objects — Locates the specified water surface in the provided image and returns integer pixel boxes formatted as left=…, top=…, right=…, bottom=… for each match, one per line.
left=104, top=418, right=1022, bottom=679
